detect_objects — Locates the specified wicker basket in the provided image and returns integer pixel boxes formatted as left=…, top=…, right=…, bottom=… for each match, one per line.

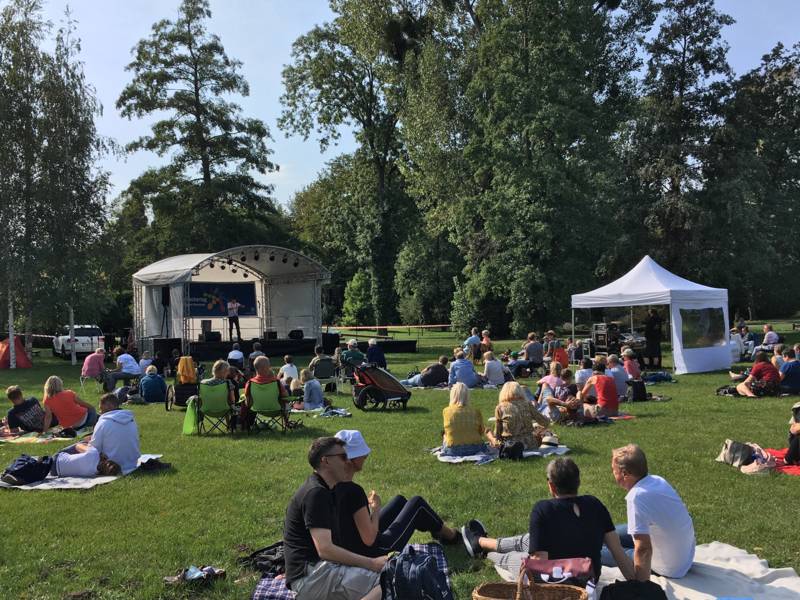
left=472, top=570, right=588, bottom=600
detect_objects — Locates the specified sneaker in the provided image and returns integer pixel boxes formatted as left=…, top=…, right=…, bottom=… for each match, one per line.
left=461, top=519, right=486, bottom=557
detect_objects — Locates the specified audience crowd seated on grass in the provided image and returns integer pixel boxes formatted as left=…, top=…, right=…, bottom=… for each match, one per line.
left=3, top=385, right=48, bottom=433
left=103, top=346, right=142, bottom=391
left=139, top=365, right=167, bottom=404
left=81, top=348, right=106, bottom=380
left=400, top=356, right=449, bottom=388
left=510, top=332, right=544, bottom=379
left=332, top=430, right=462, bottom=558
left=486, top=382, right=550, bottom=450
left=138, top=350, right=153, bottom=373
left=580, top=360, right=619, bottom=418
left=365, top=339, right=386, bottom=369
left=42, top=376, right=98, bottom=432
left=751, top=324, right=780, bottom=360
left=298, top=369, right=325, bottom=411
left=448, top=350, right=481, bottom=388
left=68, top=392, right=141, bottom=474
left=601, top=444, right=695, bottom=580
left=736, top=351, right=781, bottom=397
left=242, top=355, right=288, bottom=430
left=279, top=355, right=299, bottom=381
left=151, top=350, right=168, bottom=376
left=779, top=349, right=800, bottom=394
left=283, top=436, right=385, bottom=600
left=461, top=457, right=635, bottom=586
left=605, top=354, right=629, bottom=400
left=542, top=369, right=581, bottom=423
left=786, top=402, right=800, bottom=466
left=481, top=351, right=507, bottom=386
left=441, top=383, right=490, bottom=456
left=622, top=348, right=642, bottom=380
left=227, top=343, right=245, bottom=368
left=340, top=339, right=365, bottom=367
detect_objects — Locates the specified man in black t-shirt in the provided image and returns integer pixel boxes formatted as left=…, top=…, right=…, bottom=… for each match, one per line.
left=283, top=437, right=386, bottom=600
left=462, top=458, right=635, bottom=584
left=4, top=386, right=49, bottom=432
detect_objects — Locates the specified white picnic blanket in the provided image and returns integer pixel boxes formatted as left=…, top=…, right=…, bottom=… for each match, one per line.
left=0, top=454, right=163, bottom=491
left=434, top=445, right=570, bottom=464
left=496, top=542, right=800, bottom=599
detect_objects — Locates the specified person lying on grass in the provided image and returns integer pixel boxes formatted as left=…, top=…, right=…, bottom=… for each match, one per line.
left=3, top=385, right=49, bottom=433
left=461, top=457, right=635, bottom=586
left=283, top=436, right=385, bottom=600
left=332, top=429, right=462, bottom=560
left=602, top=444, right=695, bottom=580
left=70, top=393, right=141, bottom=475
left=399, top=355, right=449, bottom=388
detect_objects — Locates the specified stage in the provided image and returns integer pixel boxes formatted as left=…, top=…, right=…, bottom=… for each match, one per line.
left=188, top=338, right=317, bottom=361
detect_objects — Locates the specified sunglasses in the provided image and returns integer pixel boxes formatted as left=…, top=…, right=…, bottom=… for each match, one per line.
left=323, top=453, right=348, bottom=461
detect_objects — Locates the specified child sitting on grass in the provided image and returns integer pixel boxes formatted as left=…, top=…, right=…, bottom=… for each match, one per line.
left=3, top=385, right=49, bottom=433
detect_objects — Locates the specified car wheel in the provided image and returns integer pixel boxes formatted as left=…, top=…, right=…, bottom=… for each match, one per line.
left=61, top=345, right=68, bottom=359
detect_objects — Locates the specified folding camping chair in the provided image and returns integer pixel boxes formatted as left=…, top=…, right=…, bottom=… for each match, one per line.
left=248, top=381, right=300, bottom=434
left=80, top=375, right=103, bottom=395
left=311, top=357, right=337, bottom=394
left=197, top=382, right=233, bottom=434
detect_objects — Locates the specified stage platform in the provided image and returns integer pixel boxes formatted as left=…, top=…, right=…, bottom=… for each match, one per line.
left=186, top=337, right=417, bottom=362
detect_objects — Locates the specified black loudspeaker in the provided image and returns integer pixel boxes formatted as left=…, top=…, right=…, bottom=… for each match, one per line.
left=264, top=330, right=278, bottom=340
left=201, top=320, right=212, bottom=333
left=199, top=331, right=221, bottom=343
left=161, top=286, right=170, bottom=307
left=152, top=337, right=182, bottom=358
left=288, top=329, right=304, bottom=340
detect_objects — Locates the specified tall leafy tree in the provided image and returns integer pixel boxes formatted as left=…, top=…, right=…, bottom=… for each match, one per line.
left=117, top=0, right=282, bottom=253
left=280, top=0, right=412, bottom=327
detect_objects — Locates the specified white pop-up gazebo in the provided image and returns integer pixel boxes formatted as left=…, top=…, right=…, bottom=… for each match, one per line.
left=571, top=256, right=730, bottom=374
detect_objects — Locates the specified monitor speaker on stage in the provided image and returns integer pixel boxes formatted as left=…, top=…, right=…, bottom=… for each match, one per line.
left=201, top=319, right=212, bottom=333
left=264, top=330, right=278, bottom=340
left=199, top=331, right=221, bottom=343
left=288, top=329, right=304, bottom=340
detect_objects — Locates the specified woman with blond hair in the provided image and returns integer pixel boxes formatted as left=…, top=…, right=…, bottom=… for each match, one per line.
left=481, top=351, right=506, bottom=386
left=298, top=368, right=325, bottom=410
left=200, top=360, right=236, bottom=407
left=441, top=382, right=489, bottom=456
left=41, top=376, right=98, bottom=432
left=486, top=382, right=550, bottom=450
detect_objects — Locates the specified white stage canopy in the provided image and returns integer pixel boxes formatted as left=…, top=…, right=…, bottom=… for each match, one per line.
left=132, top=245, right=331, bottom=349
left=571, top=256, right=730, bottom=374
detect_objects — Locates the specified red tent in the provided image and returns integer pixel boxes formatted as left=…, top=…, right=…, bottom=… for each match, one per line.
left=0, top=336, right=33, bottom=369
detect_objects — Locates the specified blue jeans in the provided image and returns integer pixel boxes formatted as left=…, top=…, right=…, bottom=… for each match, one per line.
left=400, top=374, right=423, bottom=387
left=440, top=442, right=489, bottom=457
left=600, top=523, right=634, bottom=567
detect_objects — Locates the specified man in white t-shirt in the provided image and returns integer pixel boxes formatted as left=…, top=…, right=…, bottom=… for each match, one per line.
left=227, top=343, right=244, bottom=367
left=227, top=298, right=243, bottom=341
left=601, top=444, right=695, bottom=580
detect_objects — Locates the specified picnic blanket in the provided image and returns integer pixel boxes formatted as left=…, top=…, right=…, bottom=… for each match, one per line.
left=0, top=426, right=93, bottom=444
left=492, top=542, right=800, bottom=599
left=251, top=542, right=451, bottom=600
left=609, top=413, right=636, bottom=420
left=0, top=454, right=162, bottom=490
left=433, top=445, right=570, bottom=465
left=765, top=448, right=800, bottom=476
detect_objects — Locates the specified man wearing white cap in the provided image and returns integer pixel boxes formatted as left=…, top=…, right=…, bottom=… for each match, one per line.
left=283, top=436, right=386, bottom=600
left=340, top=340, right=365, bottom=367
left=333, top=429, right=461, bottom=556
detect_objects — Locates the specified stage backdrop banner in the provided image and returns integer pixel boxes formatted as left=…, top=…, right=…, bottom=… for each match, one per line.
left=188, top=282, right=257, bottom=317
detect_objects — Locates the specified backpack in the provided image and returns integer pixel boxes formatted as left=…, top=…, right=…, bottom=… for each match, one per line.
left=599, top=580, right=668, bottom=600
left=380, top=546, right=453, bottom=600
left=626, top=380, right=647, bottom=402
left=715, top=439, right=754, bottom=468
left=2, top=454, right=53, bottom=485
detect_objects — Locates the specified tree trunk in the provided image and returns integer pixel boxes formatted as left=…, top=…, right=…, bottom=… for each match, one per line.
left=69, top=304, right=77, bottom=366
left=370, top=161, right=393, bottom=337
left=7, top=287, right=15, bottom=369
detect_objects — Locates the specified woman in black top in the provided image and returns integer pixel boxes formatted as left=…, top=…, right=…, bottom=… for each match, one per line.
left=332, top=430, right=461, bottom=556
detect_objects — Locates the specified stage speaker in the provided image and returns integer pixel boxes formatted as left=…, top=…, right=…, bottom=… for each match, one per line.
left=161, top=286, right=170, bottom=307
left=204, top=331, right=221, bottom=343
left=201, top=319, right=212, bottom=334
left=264, top=330, right=278, bottom=340
left=288, top=329, right=304, bottom=340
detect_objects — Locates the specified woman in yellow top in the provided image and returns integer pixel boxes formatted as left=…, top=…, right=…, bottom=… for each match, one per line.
left=441, top=383, right=489, bottom=456
left=486, top=381, right=550, bottom=450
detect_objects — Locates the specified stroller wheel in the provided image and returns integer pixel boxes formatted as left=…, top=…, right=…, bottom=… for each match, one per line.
left=354, top=386, right=385, bottom=411
left=165, top=385, right=175, bottom=412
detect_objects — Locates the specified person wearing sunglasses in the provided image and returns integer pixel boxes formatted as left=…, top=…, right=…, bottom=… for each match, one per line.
left=283, top=436, right=386, bottom=600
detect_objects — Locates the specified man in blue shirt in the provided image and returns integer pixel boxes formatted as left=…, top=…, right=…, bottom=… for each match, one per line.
left=779, top=348, right=800, bottom=393
left=448, top=350, right=480, bottom=388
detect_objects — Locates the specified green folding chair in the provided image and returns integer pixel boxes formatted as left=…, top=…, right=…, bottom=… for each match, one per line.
left=248, top=381, right=300, bottom=434
left=197, top=382, right=233, bottom=434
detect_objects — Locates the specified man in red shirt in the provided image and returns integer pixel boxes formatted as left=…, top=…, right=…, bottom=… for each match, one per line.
left=242, top=356, right=288, bottom=429
left=736, top=351, right=780, bottom=397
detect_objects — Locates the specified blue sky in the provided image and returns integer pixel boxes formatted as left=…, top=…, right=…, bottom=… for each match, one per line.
left=34, top=0, right=800, bottom=208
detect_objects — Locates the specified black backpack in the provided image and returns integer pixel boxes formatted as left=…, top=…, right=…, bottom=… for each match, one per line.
left=626, top=380, right=648, bottom=402
left=2, top=454, right=53, bottom=485
left=380, top=546, right=453, bottom=600
left=600, top=580, right=668, bottom=600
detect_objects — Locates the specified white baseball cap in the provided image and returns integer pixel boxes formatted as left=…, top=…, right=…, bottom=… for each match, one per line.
left=335, top=430, right=371, bottom=459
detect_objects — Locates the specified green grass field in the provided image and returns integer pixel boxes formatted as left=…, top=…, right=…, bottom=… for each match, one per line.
left=1, top=323, right=798, bottom=599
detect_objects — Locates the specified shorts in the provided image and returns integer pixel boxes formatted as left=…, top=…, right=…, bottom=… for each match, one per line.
left=292, top=561, right=379, bottom=600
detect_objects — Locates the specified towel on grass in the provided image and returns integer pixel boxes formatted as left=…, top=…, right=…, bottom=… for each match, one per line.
left=765, top=448, right=800, bottom=476
left=251, top=542, right=451, bottom=600
left=433, top=445, right=570, bottom=465
left=0, top=454, right=162, bottom=490
left=0, top=426, right=93, bottom=444
left=597, top=541, right=800, bottom=599
left=608, top=413, right=636, bottom=420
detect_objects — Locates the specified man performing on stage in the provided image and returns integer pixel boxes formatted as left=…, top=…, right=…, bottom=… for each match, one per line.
left=227, top=297, right=244, bottom=341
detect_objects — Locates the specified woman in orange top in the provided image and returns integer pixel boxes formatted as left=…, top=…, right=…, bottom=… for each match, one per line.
left=41, top=376, right=98, bottom=432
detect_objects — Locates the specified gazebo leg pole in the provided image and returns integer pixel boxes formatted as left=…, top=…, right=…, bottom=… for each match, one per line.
left=571, top=309, right=576, bottom=365
left=630, top=307, right=634, bottom=334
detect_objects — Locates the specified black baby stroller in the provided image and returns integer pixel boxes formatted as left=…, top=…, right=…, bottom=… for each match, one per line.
left=351, top=362, right=411, bottom=411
